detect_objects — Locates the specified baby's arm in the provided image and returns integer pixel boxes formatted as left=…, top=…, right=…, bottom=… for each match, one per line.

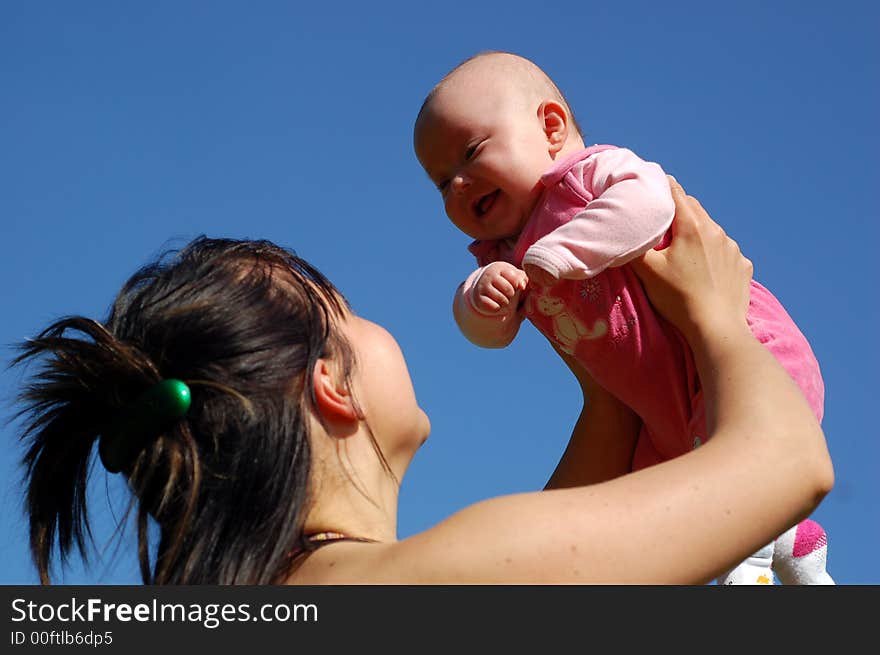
left=523, top=148, right=674, bottom=285
left=453, top=262, right=527, bottom=349
left=545, top=344, right=642, bottom=488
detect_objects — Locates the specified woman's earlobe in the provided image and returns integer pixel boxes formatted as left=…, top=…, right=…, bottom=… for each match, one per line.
left=312, top=359, right=359, bottom=423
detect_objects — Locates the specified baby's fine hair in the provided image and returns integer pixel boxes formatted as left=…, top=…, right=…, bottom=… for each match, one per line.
left=416, top=50, right=584, bottom=138
left=11, top=237, right=356, bottom=584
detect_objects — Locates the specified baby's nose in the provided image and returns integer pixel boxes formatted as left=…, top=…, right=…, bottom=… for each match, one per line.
left=451, top=173, right=471, bottom=194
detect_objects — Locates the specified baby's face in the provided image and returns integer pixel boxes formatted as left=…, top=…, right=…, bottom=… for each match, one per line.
left=414, top=79, right=554, bottom=242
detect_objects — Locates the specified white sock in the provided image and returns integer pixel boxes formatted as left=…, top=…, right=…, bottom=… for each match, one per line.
left=773, top=520, right=835, bottom=585
left=718, top=542, right=775, bottom=585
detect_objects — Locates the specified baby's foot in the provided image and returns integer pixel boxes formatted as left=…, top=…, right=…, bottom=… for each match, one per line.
left=718, top=542, right=775, bottom=585
left=773, top=520, right=835, bottom=585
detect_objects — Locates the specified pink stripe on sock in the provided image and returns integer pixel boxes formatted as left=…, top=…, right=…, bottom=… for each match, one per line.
left=792, top=519, right=827, bottom=558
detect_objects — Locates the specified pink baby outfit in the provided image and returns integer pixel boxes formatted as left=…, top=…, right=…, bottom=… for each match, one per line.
left=456, top=145, right=825, bottom=469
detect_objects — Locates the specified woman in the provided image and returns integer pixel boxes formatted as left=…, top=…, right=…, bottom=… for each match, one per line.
left=14, top=180, right=833, bottom=584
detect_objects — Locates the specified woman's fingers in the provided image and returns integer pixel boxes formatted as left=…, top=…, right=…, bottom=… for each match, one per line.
left=631, top=175, right=691, bottom=278
left=632, top=176, right=753, bottom=340
left=665, top=176, right=690, bottom=235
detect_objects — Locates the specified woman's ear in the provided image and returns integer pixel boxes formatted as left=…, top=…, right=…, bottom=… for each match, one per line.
left=539, top=100, right=569, bottom=156
left=312, top=359, right=359, bottom=425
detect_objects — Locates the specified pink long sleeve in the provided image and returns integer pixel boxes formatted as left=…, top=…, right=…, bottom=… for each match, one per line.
left=521, top=148, right=674, bottom=280
left=456, top=145, right=827, bottom=563
left=453, top=266, right=524, bottom=349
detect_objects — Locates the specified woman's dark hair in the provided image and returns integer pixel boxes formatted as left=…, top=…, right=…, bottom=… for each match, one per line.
left=12, top=237, right=354, bottom=584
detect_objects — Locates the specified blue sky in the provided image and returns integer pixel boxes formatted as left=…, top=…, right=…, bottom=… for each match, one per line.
left=1, top=1, right=877, bottom=584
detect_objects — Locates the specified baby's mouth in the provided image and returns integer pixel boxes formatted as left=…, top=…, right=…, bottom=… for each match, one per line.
left=474, top=190, right=499, bottom=218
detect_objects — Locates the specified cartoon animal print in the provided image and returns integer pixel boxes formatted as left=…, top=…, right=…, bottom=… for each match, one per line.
left=530, top=290, right=607, bottom=354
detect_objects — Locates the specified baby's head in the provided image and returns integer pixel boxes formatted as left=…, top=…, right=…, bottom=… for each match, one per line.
left=414, top=52, right=584, bottom=242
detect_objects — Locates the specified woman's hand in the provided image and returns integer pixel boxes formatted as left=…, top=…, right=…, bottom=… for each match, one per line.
left=292, top=175, right=832, bottom=585
left=631, top=177, right=753, bottom=343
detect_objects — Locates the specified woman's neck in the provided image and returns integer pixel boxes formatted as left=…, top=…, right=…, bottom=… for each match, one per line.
left=303, top=428, right=401, bottom=544
left=304, top=487, right=399, bottom=544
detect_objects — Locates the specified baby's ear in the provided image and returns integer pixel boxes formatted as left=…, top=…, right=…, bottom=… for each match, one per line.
left=539, top=100, right=569, bottom=156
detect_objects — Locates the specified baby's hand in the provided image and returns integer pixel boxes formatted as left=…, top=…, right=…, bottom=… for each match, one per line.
left=472, top=262, right=528, bottom=314
left=523, top=263, right=558, bottom=289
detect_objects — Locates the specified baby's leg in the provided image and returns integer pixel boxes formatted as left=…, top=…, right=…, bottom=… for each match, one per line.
left=773, top=519, right=835, bottom=585
left=741, top=285, right=832, bottom=584
left=717, top=542, right=775, bottom=585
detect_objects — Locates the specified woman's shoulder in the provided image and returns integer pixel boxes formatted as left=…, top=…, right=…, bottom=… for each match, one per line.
left=283, top=540, right=402, bottom=584
left=282, top=488, right=630, bottom=584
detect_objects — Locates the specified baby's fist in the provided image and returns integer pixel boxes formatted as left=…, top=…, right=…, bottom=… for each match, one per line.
left=472, top=262, right=528, bottom=314
left=523, top=263, right=559, bottom=289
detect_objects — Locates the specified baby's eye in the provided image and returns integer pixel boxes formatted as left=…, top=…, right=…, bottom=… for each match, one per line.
left=465, top=142, right=480, bottom=160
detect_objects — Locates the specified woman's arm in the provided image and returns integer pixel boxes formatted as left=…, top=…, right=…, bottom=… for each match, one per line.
left=306, top=180, right=833, bottom=584
left=544, top=344, right=641, bottom=489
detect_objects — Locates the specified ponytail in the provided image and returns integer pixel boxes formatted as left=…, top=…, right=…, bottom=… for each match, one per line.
left=14, top=316, right=170, bottom=583
left=12, top=237, right=352, bottom=584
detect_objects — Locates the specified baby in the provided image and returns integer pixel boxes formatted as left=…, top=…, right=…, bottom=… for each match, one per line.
left=413, top=52, right=833, bottom=585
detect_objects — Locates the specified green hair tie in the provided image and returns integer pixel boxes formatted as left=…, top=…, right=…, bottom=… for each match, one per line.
left=99, top=379, right=192, bottom=473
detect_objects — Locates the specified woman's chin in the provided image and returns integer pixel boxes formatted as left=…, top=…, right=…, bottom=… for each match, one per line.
left=416, top=410, right=431, bottom=446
